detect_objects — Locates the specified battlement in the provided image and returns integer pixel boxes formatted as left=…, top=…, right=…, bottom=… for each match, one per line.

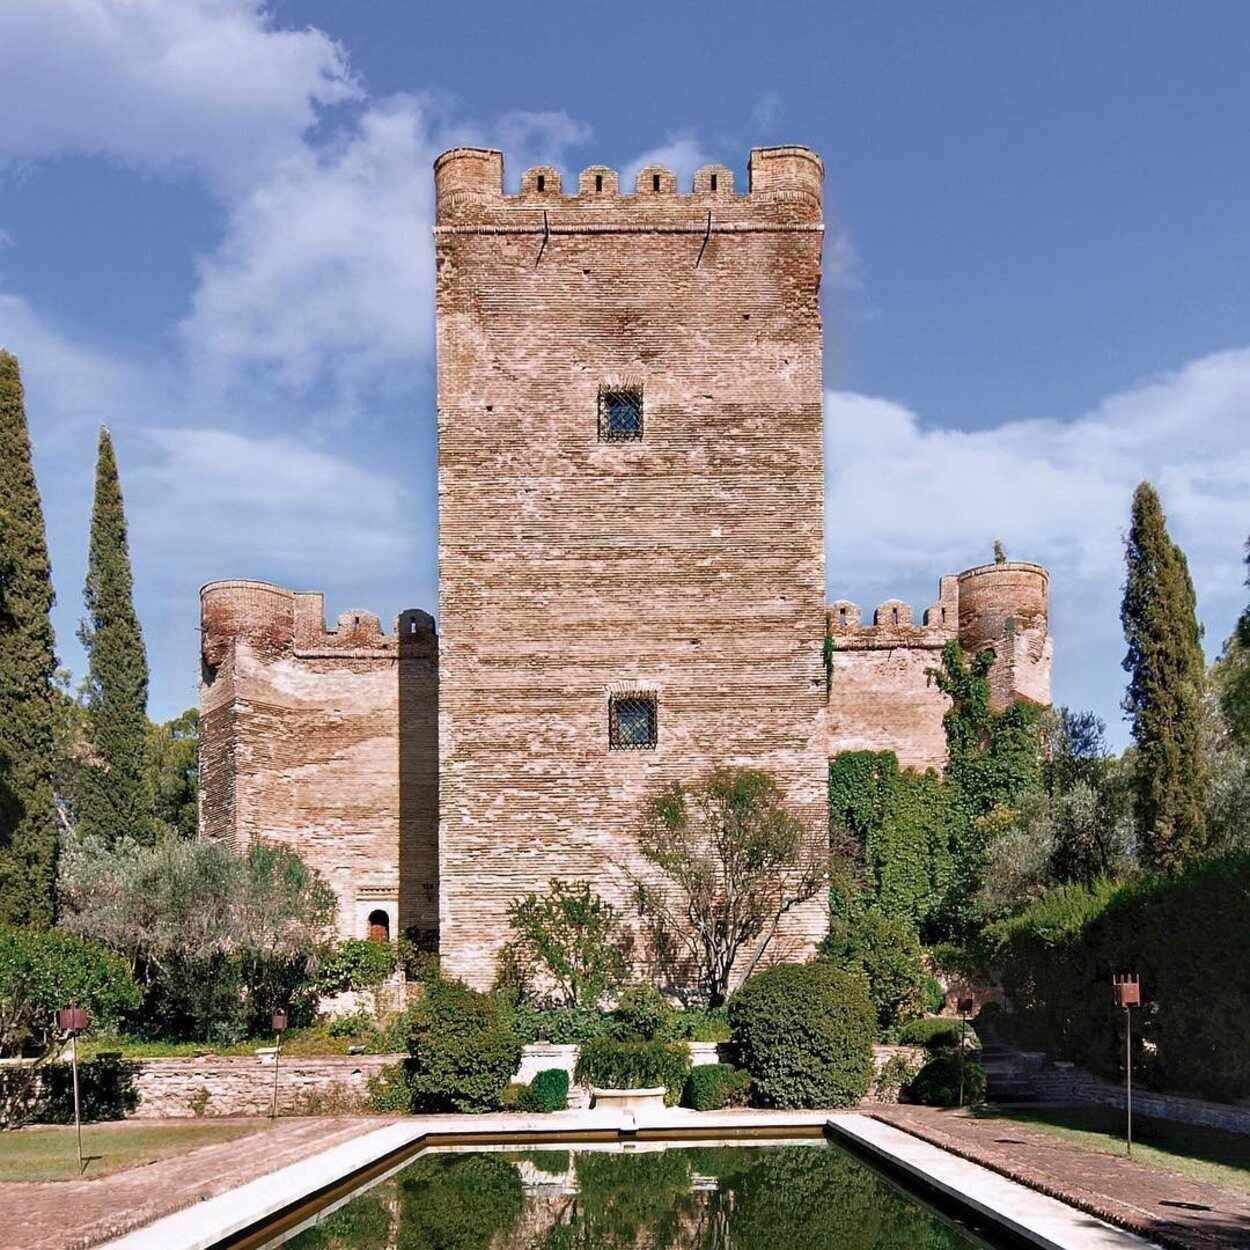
left=433, top=145, right=824, bottom=226
left=827, top=576, right=960, bottom=650
left=200, top=579, right=434, bottom=671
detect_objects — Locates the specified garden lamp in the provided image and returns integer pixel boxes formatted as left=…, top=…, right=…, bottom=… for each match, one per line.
left=957, top=996, right=974, bottom=1107
left=1112, top=973, right=1140, bottom=1156
left=57, top=1004, right=90, bottom=1173
left=269, top=1010, right=289, bottom=1119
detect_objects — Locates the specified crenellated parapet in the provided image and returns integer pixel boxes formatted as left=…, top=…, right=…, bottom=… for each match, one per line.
left=828, top=563, right=1051, bottom=711
left=201, top=579, right=435, bottom=675
left=432, top=145, right=824, bottom=228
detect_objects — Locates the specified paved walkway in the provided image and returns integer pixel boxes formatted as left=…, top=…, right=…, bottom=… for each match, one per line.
left=2, top=1117, right=393, bottom=1250
left=873, top=1105, right=1250, bottom=1250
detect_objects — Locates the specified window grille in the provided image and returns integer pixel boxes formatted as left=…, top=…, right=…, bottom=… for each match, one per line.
left=609, top=693, right=657, bottom=750
left=599, top=387, right=643, bottom=441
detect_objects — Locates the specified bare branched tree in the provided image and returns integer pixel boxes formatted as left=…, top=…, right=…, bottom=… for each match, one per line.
left=626, top=767, right=828, bottom=1007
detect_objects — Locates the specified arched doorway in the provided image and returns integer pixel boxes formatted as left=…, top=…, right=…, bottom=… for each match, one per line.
left=367, top=909, right=391, bottom=944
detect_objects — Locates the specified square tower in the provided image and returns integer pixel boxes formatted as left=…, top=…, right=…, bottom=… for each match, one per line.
left=434, top=147, right=830, bottom=989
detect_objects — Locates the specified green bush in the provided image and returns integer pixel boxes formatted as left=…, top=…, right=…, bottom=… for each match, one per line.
left=674, top=1007, right=732, bottom=1042
left=0, top=1055, right=140, bottom=1127
left=728, top=963, right=874, bottom=1109
left=922, top=975, right=946, bottom=1015
left=986, top=855, right=1250, bottom=1100
left=366, top=1061, right=415, bottom=1113
left=517, top=1067, right=570, bottom=1112
left=0, top=926, right=141, bottom=1056
left=905, top=1050, right=986, bottom=1107
left=574, top=1037, right=691, bottom=1105
left=509, top=1004, right=611, bottom=1045
left=819, top=908, right=928, bottom=1034
left=610, top=985, right=677, bottom=1041
left=405, top=979, right=521, bottom=1113
left=316, top=940, right=396, bottom=994
left=896, top=1016, right=979, bottom=1052
left=682, top=1063, right=752, bottom=1110
left=871, top=1052, right=921, bottom=1102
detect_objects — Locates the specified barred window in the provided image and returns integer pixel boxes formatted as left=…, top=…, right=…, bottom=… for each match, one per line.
left=599, top=387, right=643, bottom=441
left=609, top=693, right=657, bottom=750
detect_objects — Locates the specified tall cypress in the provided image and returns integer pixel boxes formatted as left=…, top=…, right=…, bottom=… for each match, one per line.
left=78, top=427, right=153, bottom=844
left=1216, top=538, right=1250, bottom=746
left=1121, top=481, right=1208, bottom=874
left=0, top=350, right=59, bottom=925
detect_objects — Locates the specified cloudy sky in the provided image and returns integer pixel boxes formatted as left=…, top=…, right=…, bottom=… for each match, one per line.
left=0, top=2, right=1247, bottom=744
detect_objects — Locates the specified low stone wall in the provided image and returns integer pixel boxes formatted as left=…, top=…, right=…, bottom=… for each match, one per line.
left=128, top=1041, right=917, bottom=1119
left=132, top=1054, right=397, bottom=1119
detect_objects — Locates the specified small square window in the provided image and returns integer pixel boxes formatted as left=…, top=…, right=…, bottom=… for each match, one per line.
left=599, top=387, right=643, bottom=441
left=609, top=693, right=657, bottom=750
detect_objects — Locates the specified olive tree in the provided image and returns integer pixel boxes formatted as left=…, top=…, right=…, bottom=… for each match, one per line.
left=629, top=767, right=827, bottom=1007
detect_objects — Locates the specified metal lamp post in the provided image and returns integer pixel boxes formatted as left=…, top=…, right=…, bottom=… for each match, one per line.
left=56, top=1004, right=90, bottom=1173
left=269, top=1011, right=288, bottom=1120
left=1112, top=974, right=1140, bottom=1156
left=957, top=996, right=975, bottom=1108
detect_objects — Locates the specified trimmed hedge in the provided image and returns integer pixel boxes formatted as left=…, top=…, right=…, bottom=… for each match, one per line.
left=728, top=963, right=875, bottom=1109
left=574, top=1037, right=691, bottom=1106
left=518, top=1067, right=570, bottom=1112
left=986, top=854, right=1250, bottom=1101
left=905, top=1050, right=986, bottom=1107
left=682, top=1063, right=752, bottom=1111
left=405, top=979, right=521, bottom=1113
left=896, top=1016, right=979, bottom=1052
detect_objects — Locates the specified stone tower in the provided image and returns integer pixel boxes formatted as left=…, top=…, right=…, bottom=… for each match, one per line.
left=434, top=147, right=831, bottom=989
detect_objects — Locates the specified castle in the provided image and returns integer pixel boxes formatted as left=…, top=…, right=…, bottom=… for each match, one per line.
left=199, top=147, right=1051, bottom=990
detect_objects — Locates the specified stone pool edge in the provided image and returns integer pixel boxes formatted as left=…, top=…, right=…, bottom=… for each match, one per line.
left=96, top=1107, right=1158, bottom=1250
left=829, top=1114, right=1154, bottom=1250
left=93, top=1107, right=831, bottom=1250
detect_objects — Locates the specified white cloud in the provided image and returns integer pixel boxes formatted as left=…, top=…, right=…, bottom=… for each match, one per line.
left=827, top=348, right=1250, bottom=736
left=130, top=427, right=408, bottom=571
left=0, top=0, right=358, bottom=196
left=749, top=91, right=782, bottom=135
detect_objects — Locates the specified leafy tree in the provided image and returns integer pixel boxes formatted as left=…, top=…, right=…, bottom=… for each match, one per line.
left=0, top=926, right=140, bottom=1057
left=77, top=427, right=154, bottom=845
left=631, top=767, right=828, bottom=1007
left=146, top=708, right=198, bottom=839
left=1214, top=537, right=1250, bottom=747
left=501, top=879, right=626, bottom=1008
left=0, top=350, right=60, bottom=926
left=59, top=833, right=335, bottom=1039
left=1121, top=481, right=1208, bottom=874
left=1044, top=706, right=1111, bottom=796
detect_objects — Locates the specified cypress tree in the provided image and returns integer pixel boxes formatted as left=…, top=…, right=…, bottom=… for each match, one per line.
left=0, top=350, right=59, bottom=926
left=78, top=427, right=154, bottom=844
left=1121, top=481, right=1208, bottom=874
left=1215, top=538, right=1250, bottom=746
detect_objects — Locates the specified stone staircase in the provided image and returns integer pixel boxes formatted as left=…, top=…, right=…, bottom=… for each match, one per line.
left=979, top=1043, right=1051, bottom=1103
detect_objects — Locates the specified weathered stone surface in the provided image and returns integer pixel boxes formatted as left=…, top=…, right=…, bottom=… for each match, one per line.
left=198, top=147, right=1053, bottom=986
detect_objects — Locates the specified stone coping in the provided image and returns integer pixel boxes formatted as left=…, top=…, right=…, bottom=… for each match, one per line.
left=95, top=1105, right=1165, bottom=1250
left=830, top=1115, right=1153, bottom=1250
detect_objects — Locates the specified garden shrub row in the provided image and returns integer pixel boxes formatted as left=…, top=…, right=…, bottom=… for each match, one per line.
left=682, top=1063, right=752, bottom=1110
left=985, top=853, right=1250, bottom=1101
left=895, top=1016, right=979, bottom=1051
left=517, top=1068, right=569, bottom=1112
left=573, top=1038, right=692, bottom=1105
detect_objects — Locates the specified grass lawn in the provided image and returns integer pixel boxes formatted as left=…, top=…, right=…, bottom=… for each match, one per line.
left=975, top=1104, right=1250, bottom=1194
left=0, top=1120, right=263, bottom=1182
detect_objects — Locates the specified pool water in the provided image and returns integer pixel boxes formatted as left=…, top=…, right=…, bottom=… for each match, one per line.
left=274, top=1140, right=1000, bottom=1249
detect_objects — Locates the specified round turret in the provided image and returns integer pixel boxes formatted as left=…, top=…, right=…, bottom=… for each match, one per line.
left=201, top=580, right=295, bottom=669
left=747, top=146, right=823, bottom=210
left=956, top=561, right=1048, bottom=653
left=433, top=147, right=503, bottom=220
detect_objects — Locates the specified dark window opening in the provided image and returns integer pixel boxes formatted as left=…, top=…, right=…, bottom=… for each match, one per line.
left=599, top=387, right=643, bottom=441
left=595, top=173, right=603, bottom=192
left=838, top=608, right=847, bottom=626
left=652, top=173, right=661, bottom=191
left=609, top=693, right=657, bottom=750
left=710, top=173, right=718, bottom=191
left=891, top=608, right=899, bottom=625
left=368, top=909, right=390, bottom=943
left=536, top=174, right=546, bottom=192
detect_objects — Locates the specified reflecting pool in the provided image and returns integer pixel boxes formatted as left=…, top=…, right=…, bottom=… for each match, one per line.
left=273, top=1140, right=1000, bottom=1249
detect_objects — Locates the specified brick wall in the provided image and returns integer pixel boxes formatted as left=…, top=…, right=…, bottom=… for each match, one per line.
left=434, top=147, right=831, bottom=990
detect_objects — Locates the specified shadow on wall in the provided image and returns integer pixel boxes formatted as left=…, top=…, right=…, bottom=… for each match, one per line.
left=399, top=609, right=439, bottom=949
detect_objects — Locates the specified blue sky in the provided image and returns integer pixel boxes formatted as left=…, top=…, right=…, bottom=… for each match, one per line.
left=0, top=2, right=1247, bottom=745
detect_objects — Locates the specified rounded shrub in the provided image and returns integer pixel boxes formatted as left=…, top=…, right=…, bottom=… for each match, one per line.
left=896, top=1016, right=979, bottom=1052
left=728, top=962, right=874, bottom=1109
left=406, top=979, right=521, bottom=1113
left=611, top=985, right=677, bottom=1041
left=906, top=1049, right=986, bottom=1106
left=366, top=1061, right=415, bottom=1113
left=681, top=1063, right=752, bottom=1111
left=517, top=1067, right=570, bottom=1113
